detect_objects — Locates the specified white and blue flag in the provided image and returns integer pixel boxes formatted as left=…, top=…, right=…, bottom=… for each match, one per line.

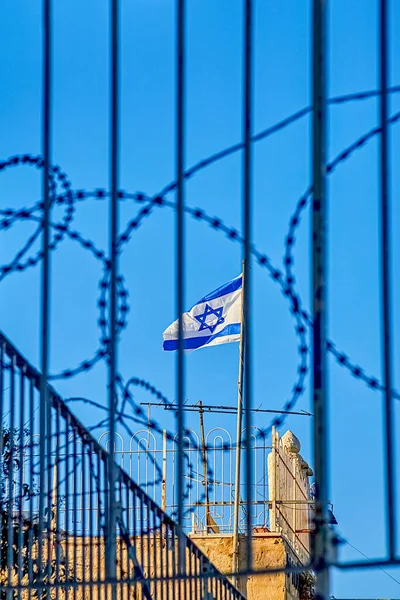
left=163, top=275, right=242, bottom=351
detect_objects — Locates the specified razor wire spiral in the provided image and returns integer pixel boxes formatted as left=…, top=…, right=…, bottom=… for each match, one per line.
left=2, top=85, right=400, bottom=518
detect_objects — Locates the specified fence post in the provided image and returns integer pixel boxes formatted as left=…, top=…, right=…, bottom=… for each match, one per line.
left=162, top=429, right=167, bottom=512
left=292, top=454, right=297, bottom=551
left=270, top=427, right=277, bottom=532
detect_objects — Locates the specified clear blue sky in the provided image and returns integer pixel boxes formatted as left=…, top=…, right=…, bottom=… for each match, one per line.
left=1, top=1, right=400, bottom=597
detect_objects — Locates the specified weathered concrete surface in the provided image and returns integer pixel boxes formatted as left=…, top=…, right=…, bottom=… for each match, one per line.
left=191, top=532, right=303, bottom=600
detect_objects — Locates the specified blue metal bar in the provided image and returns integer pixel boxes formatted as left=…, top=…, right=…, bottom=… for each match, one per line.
left=0, top=343, right=4, bottom=513
left=39, top=0, right=52, bottom=587
left=81, top=440, right=88, bottom=593
left=176, top=0, right=186, bottom=580
left=55, top=402, right=61, bottom=600
left=88, top=442, right=95, bottom=600
left=312, top=1, right=330, bottom=598
left=73, top=429, right=78, bottom=600
left=97, top=452, right=103, bottom=588
left=46, top=386, right=53, bottom=584
left=379, top=0, right=396, bottom=561
left=107, top=0, right=120, bottom=590
left=243, top=0, right=254, bottom=571
left=17, top=367, right=26, bottom=589
left=28, top=378, right=34, bottom=597
left=64, top=414, right=71, bottom=596
left=6, top=355, right=16, bottom=600
left=132, top=489, right=138, bottom=597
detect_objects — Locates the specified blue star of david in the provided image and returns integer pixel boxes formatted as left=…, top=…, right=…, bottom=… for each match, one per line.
left=195, top=304, right=225, bottom=334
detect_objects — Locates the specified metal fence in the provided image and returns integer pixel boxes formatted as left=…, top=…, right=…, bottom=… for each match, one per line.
left=13, top=410, right=320, bottom=561
left=0, top=330, right=244, bottom=599
left=99, top=425, right=270, bottom=536
left=20, top=424, right=270, bottom=537
left=10, top=409, right=318, bottom=565
left=1, top=1, right=399, bottom=598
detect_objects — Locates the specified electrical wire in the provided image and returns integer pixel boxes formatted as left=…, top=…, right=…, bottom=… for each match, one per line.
left=339, top=536, right=400, bottom=587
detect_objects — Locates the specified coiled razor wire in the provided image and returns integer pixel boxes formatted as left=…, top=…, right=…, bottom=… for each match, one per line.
left=2, top=86, right=400, bottom=517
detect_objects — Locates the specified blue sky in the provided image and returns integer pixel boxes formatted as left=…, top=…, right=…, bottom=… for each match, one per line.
left=1, top=0, right=400, bottom=596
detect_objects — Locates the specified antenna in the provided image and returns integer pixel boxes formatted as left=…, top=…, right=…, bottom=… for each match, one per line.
left=139, top=402, right=312, bottom=417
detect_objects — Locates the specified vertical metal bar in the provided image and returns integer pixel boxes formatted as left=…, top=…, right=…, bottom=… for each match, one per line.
left=233, top=262, right=245, bottom=584
left=162, top=430, right=167, bottom=512
left=88, top=445, right=94, bottom=600
left=55, top=404, right=61, bottom=600
left=103, top=452, right=109, bottom=588
left=243, top=0, right=254, bottom=572
left=17, top=367, right=25, bottom=591
left=145, top=499, right=150, bottom=589
left=7, top=355, right=16, bottom=600
left=152, top=508, right=157, bottom=598
left=292, top=454, right=296, bottom=550
left=160, top=515, right=165, bottom=600
left=118, top=477, right=123, bottom=600
left=190, top=549, right=194, bottom=600
left=165, top=520, right=170, bottom=600
left=125, top=483, right=131, bottom=600
left=379, top=0, right=396, bottom=561
left=28, top=379, right=35, bottom=596
left=312, top=0, right=330, bottom=597
left=65, top=417, right=70, bottom=598
left=205, top=562, right=211, bottom=599
left=171, top=525, right=177, bottom=597
left=198, top=402, right=210, bottom=532
left=187, top=540, right=192, bottom=600
left=201, top=555, right=205, bottom=600
left=39, top=0, right=52, bottom=586
left=107, top=0, right=120, bottom=592
left=270, top=427, right=277, bottom=532
left=132, top=490, right=137, bottom=598
left=199, top=550, right=204, bottom=600
left=146, top=407, right=151, bottom=497
left=46, top=394, right=53, bottom=590
left=0, top=343, right=4, bottom=577
left=140, top=495, right=145, bottom=588
left=176, top=0, right=186, bottom=581
left=97, top=453, right=103, bottom=587
left=82, top=438, right=87, bottom=600
left=73, top=431, right=78, bottom=600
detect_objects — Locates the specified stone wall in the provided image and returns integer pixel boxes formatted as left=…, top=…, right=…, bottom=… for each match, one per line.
left=4, top=533, right=306, bottom=600
left=191, top=532, right=303, bottom=600
left=268, top=429, right=313, bottom=565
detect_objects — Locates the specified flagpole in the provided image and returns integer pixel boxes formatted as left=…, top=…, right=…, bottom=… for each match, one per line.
left=232, top=259, right=245, bottom=587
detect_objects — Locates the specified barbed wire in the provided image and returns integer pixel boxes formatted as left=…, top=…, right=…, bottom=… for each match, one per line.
left=0, top=155, right=75, bottom=278
left=1, top=86, right=400, bottom=519
left=283, top=110, right=400, bottom=398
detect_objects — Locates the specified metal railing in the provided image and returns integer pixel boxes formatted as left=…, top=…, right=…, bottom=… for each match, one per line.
left=19, top=425, right=271, bottom=538
left=100, top=425, right=270, bottom=536
left=11, top=407, right=317, bottom=565
left=0, top=329, right=244, bottom=600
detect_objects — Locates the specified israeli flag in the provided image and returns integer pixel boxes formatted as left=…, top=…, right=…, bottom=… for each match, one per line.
left=163, top=275, right=242, bottom=351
